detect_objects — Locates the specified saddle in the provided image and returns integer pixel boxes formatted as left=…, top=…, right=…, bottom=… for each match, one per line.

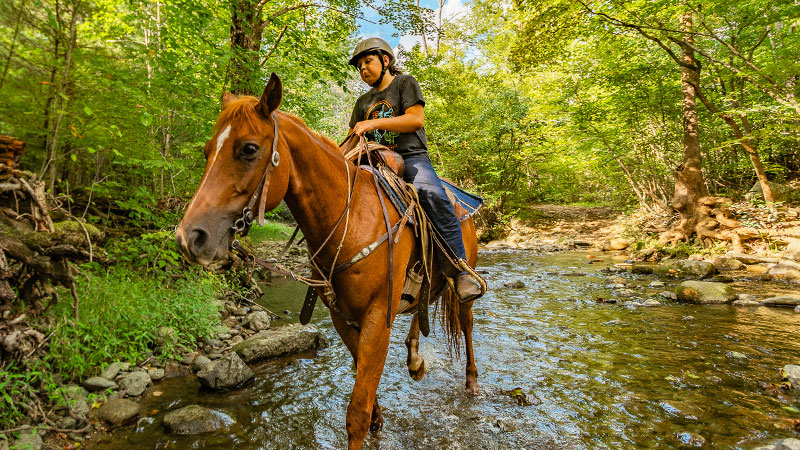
left=340, top=139, right=484, bottom=317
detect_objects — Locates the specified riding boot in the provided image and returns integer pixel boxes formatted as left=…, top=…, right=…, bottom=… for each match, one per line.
left=441, top=258, right=482, bottom=303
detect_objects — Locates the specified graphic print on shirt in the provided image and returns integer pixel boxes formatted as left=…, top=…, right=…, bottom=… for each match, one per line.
left=365, top=100, right=399, bottom=150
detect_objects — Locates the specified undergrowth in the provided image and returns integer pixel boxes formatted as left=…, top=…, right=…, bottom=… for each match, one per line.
left=47, top=266, right=223, bottom=380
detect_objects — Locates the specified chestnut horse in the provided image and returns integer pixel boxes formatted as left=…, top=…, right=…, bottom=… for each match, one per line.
left=175, top=74, right=479, bottom=450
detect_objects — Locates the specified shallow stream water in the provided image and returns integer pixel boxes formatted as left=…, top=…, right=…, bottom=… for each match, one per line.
left=88, top=250, right=800, bottom=449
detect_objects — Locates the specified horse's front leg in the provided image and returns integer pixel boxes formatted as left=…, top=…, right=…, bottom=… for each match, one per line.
left=329, top=312, right=383, bottom=433
left=346, top=306, right=392, bottom=450
left=405, top=313, right=426, bottom=381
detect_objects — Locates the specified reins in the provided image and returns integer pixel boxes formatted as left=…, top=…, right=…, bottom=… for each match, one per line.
left=230, top=120, right=402, bottom=329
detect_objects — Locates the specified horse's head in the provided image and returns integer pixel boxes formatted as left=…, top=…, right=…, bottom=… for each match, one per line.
left=176, top=73, right=291, bottom=265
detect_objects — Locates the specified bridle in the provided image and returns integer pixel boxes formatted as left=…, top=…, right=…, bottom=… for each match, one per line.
left=230, top=111, right=281, bottom=243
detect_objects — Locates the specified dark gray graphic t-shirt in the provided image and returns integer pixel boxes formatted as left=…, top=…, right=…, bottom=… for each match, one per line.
left=349, top=74, right=428, bottom=156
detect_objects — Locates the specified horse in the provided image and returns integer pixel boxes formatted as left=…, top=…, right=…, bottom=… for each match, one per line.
left=175, top=73, right=480, bottom=450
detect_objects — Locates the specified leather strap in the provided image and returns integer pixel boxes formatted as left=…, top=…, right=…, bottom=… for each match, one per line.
left=300, top=286, right=318, bottom=325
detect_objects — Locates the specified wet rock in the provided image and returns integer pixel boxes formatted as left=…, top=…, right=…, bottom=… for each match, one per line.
left=503, top=280, right=525, bottom=289
left=643, top=299, right=661, bottom=307
left=631, top=264, right=654, bottom=274
left=724, top=251, right=778, bottom=265
left=164, top=361, right=192, bottom=378
left=156, top=327, right=178, bottom=347
left=192, top=355, right=212, bottom=372
left=119, top=371, right=151, bottom=397
left=710, top=274, right=734, bottom=283
left=676, top=281, right=736, bottom=304
left=234, top=324, right=327, bottom=364
left=675, top=431, right=705, bottom=447
left=96, top=398, right=140, bottom=425
left=246, top=311, right=270, bottom=332
left=768, top=260, right=800, bottom=282
left=738, top=294, right=758, bottom=302
left=196, top=352, right=254, bottom=390
left=659, top=291, right=678, bottom=300
left=754, top=438, right=800, bottom=450
left=712, top=256, right=745, bottom=272
left=615, top=288, right=637, bottom=298
left=683, top=315, right=695, bottom=321
left=747, top=264, right=770, bottom=274
left=760, top=295, right=800, bottom=307
left=606, top=275, right=626, bottom=285
left=795, top=305, right=800, bottom=313
left=12, top=429, right=42, bottom=450
left=69, top=398, right=90, bottom=420
left=781, top=365, right=800, bottom=388
left=602, top=237, right=630, bottom=251
left=494, top=418, right=518, bottom=432
left=622, top=300, right=640, bottom=308
left=654, top=259, right=716, bottom=279
left=83, top=376, right=118, bottom=392
left=148, top=368, right=165, bottom=381
left=101, top=362, right=121, bottom=381
left=726, top=351, right=748, bottom=360
left=733, top=299, right=760, bottom=306
left=648, top=281, right=665, bottom=288
left=162, top=405, right=225, bottom=434
left=181, top=352, right=197, bottom=365
left=659, top=400, right=702, bottom=421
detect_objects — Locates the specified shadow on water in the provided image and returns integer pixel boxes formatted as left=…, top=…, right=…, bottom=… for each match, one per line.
left=87, top=250, right=800, bottom=449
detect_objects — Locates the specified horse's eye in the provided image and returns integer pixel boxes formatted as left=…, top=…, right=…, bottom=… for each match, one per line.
left=241, top=143, right=259, bottom=159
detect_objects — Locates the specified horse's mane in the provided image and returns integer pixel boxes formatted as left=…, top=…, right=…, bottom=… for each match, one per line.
left=215, top=96, right=341, bottom=155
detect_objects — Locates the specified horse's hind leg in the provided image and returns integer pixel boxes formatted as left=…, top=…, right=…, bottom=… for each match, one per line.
left=330, top=313, right=383, bottom=433
left=458, top=300, right=480, bottom=395
left=405, top=313, right=426, bottom=381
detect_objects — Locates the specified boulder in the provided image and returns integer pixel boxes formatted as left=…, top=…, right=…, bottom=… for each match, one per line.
left=192, top=355, right=212, bottom=372
left=631, top=264, right=654, bottom=274
left=119, top=371, right=151, bottom=397
left=658, top=291, right=678, bottom=300
left=643, top=299, right=661, bottom=307
left=147, top=368, right=165, bottom=381
left=724, top=251, right=778, bottom=265
left=745, top=180, right=794, bottom=202
left=83, top=376, right=117, bottom=392
left=196, top=352, right=254, bottom=390
left=768, top=260, right=800, bottom=282
left=12, top=430, right=42, bottom=450
left=234, top=324, right=327, bottom=364
left=733, top=299, right=760, bottom=306
left=782, top=365, right=800, bottom=388
left=783, top=239, right=800, bottom=263
left=101, top=362, right=121, bottom=381
left=162, top=405, right=225, bottom=435
left=603, top=238, right=630, bottom=251
left=712, top=257, right=745, bottom=272
left=245, top=311, right=270, bottom=332
left=653, top=260, right=716, bottom=279
left=96, top=398, right=141, bottom=425
left=676, top=281, right=737, bottom=304
left=760, top=295, right=800, bottom=307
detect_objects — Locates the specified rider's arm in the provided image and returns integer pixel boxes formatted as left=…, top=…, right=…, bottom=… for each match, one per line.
left=352, top=104, right=424, bottom=136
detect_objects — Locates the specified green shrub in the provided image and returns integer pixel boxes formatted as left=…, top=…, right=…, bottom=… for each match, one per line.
left=48, top=267, right=223, bottom=380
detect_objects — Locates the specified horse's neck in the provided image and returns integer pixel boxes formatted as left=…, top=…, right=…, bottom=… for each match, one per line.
left=281, top=118, right=359, bottom=256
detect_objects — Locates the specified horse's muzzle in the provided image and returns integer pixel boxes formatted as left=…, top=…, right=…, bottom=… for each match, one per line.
left=176, top=225, right=219, bottom=266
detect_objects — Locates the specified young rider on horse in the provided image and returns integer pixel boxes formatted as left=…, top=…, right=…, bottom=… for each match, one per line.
left=347, top=37, right=482, bottom=303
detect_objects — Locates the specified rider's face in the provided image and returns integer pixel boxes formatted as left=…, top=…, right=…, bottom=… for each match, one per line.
left=357, top=53, right=386, bottom=86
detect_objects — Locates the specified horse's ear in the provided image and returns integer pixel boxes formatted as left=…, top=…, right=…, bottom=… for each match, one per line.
left=258, top=73, right=282, bottom=117
left=221, top=92, right=237, bottom=109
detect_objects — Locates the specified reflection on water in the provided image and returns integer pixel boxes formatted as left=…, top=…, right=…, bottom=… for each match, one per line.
left=87, top=251, right=800, bottom=449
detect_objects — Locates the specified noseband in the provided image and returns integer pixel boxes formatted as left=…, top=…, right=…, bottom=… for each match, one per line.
left=231, top=111, right=281, bottom=242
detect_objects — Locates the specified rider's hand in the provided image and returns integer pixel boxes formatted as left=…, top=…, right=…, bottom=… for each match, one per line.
left=353, top=120, right=378, bottom=136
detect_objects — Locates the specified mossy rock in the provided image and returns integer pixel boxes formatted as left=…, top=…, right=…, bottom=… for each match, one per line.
left=54, top=220, right=104, bottom=241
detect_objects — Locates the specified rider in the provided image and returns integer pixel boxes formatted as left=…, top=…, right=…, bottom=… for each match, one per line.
left=347, top=37, right=482, bottom=303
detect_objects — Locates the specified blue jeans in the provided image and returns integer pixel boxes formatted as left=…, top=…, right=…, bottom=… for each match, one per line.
left=402, top=154, right=467, bottom=266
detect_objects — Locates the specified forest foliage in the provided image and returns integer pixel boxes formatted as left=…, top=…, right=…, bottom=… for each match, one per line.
left=0, top=0, right=798, bottom=226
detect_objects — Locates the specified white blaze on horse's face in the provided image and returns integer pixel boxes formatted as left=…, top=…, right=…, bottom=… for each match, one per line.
left=185, top=124, right=231, bottom=215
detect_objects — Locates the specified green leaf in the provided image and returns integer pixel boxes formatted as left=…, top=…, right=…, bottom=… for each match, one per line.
left=140, top=111, right=153, bottom=127
left=70, top=154, right=77, bottom=162
left=84, top=106, right=93, bottom=116
left=782, top=406, right=800, bottom=414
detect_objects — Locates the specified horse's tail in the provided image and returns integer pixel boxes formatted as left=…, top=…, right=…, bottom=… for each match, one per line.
left=438, top=284, right=462, bottom=358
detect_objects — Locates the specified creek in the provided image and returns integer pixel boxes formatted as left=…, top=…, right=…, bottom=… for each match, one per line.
left=87, top=250, right=800, bottom=449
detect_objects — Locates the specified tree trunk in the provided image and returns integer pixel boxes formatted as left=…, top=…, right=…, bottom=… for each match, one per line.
left=229, top=0, right=263, bottom=95
left=671, top=11, right=707, bottom=240
left=0, top=5, right=23, bottom=91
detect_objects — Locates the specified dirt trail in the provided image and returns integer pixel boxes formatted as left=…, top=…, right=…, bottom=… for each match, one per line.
left=484, top=204, right=623, bottom=250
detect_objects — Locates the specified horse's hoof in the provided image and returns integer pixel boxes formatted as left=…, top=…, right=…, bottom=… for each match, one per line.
left=465, top=380, right=480, bottom=396
left=408, top=359, right=426, bottom=381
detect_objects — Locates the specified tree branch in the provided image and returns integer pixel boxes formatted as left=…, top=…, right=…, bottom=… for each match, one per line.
left=260, top=24, right=287, bottom=66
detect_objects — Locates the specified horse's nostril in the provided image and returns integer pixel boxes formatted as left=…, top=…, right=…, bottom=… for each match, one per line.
left=188, top=228, right=209, bottom=254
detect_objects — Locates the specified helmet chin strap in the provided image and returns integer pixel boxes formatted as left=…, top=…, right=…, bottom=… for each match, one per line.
left=370, top=58, right=388, bottom=89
